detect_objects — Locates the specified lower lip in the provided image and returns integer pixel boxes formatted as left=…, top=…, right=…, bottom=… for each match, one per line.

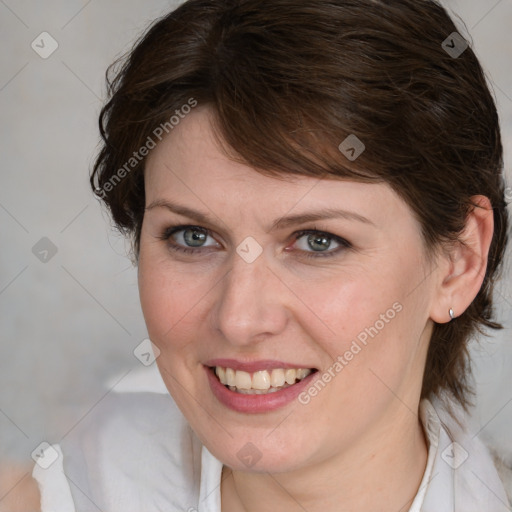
left=205, top=366, right=317, bottom=414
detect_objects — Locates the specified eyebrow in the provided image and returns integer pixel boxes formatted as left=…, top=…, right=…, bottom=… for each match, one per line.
left=145, top=199, right=376, bottom=232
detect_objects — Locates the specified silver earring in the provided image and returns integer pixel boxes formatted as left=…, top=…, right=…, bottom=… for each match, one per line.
left=449, top=308, right=455, bottom=320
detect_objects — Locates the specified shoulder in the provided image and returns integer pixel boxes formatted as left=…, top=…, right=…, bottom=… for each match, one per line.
left=424, top=394, right=512, bottom=508
left=36, top=391, right=203, bottom=511
left=62, top=390, right=196, bottom=467
left=485, top=444, right=512, bottom=506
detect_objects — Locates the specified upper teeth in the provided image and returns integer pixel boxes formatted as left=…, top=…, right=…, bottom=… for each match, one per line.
left=215, top=367, right=312, bottom=391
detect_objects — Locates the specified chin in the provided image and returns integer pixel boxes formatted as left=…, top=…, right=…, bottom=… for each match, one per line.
left=200, top=423, right=323, bottom=474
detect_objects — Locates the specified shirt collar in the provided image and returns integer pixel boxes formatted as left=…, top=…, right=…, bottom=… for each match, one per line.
left=418, top=395, right=509, bottom=512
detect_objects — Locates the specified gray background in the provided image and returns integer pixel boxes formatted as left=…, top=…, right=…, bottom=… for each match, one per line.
left=1, top=0, right=511, bottom=469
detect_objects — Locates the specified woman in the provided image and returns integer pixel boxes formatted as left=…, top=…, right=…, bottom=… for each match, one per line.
left=31, top=0, right=511, bottom=510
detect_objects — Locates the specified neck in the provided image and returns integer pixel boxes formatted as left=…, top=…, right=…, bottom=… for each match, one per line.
left=221, top=404, right=428, bottom=512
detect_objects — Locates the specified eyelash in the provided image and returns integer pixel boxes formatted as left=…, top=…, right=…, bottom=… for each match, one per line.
left=157, top=225, right=352, bottom=259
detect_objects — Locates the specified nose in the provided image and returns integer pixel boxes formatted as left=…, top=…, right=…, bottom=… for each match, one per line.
left=211, top=249, right=289, bottom=347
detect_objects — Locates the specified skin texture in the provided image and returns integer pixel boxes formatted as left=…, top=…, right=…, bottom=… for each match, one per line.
left=138, top=106, right=494, bottom=512
left=0, top=466, right=41, bottom=512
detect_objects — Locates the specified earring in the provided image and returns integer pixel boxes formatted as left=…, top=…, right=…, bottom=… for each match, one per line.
left=449, top=308, right=455, bottom=320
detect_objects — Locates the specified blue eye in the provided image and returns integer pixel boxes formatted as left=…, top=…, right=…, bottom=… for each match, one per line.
left=158, top=226, right=218, bottom=255
left=293, top=229, right=351, bottom=258
left=158, top=225, right=351, bottom=259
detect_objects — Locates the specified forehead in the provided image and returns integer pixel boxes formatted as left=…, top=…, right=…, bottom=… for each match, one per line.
left=144, top=106, right=414, bottom=231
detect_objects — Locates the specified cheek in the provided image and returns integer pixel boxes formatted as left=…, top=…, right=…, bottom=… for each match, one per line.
left=137, top=254, right=209, bottom=409
left=301, top=268, right=399, bottom=345
left=305, top=260, right=425, bottom=392
left=138, top=250, right=201, bottom=352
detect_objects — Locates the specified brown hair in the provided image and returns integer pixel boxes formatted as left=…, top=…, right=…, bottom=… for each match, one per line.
left=90, top=0, right=509, bottom=410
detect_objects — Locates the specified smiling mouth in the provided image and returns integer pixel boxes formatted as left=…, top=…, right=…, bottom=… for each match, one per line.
left=210, top=366, right=318, bottom=395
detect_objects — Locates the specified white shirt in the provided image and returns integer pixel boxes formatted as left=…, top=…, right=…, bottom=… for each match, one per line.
left=33, top=384, right=511, bottom=512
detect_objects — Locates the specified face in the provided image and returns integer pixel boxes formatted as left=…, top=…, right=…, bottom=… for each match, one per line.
left=138, top=106, right=438, bottom=473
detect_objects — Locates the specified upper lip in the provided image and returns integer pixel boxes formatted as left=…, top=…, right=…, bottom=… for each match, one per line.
left=205, top=359, right=317, bottom=373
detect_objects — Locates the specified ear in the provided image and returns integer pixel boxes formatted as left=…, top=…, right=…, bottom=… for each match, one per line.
left=430, top=195, right=494, bottom=324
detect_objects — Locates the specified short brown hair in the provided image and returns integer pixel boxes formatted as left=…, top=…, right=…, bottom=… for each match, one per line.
left=91, top=0, right=509, bottom=410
